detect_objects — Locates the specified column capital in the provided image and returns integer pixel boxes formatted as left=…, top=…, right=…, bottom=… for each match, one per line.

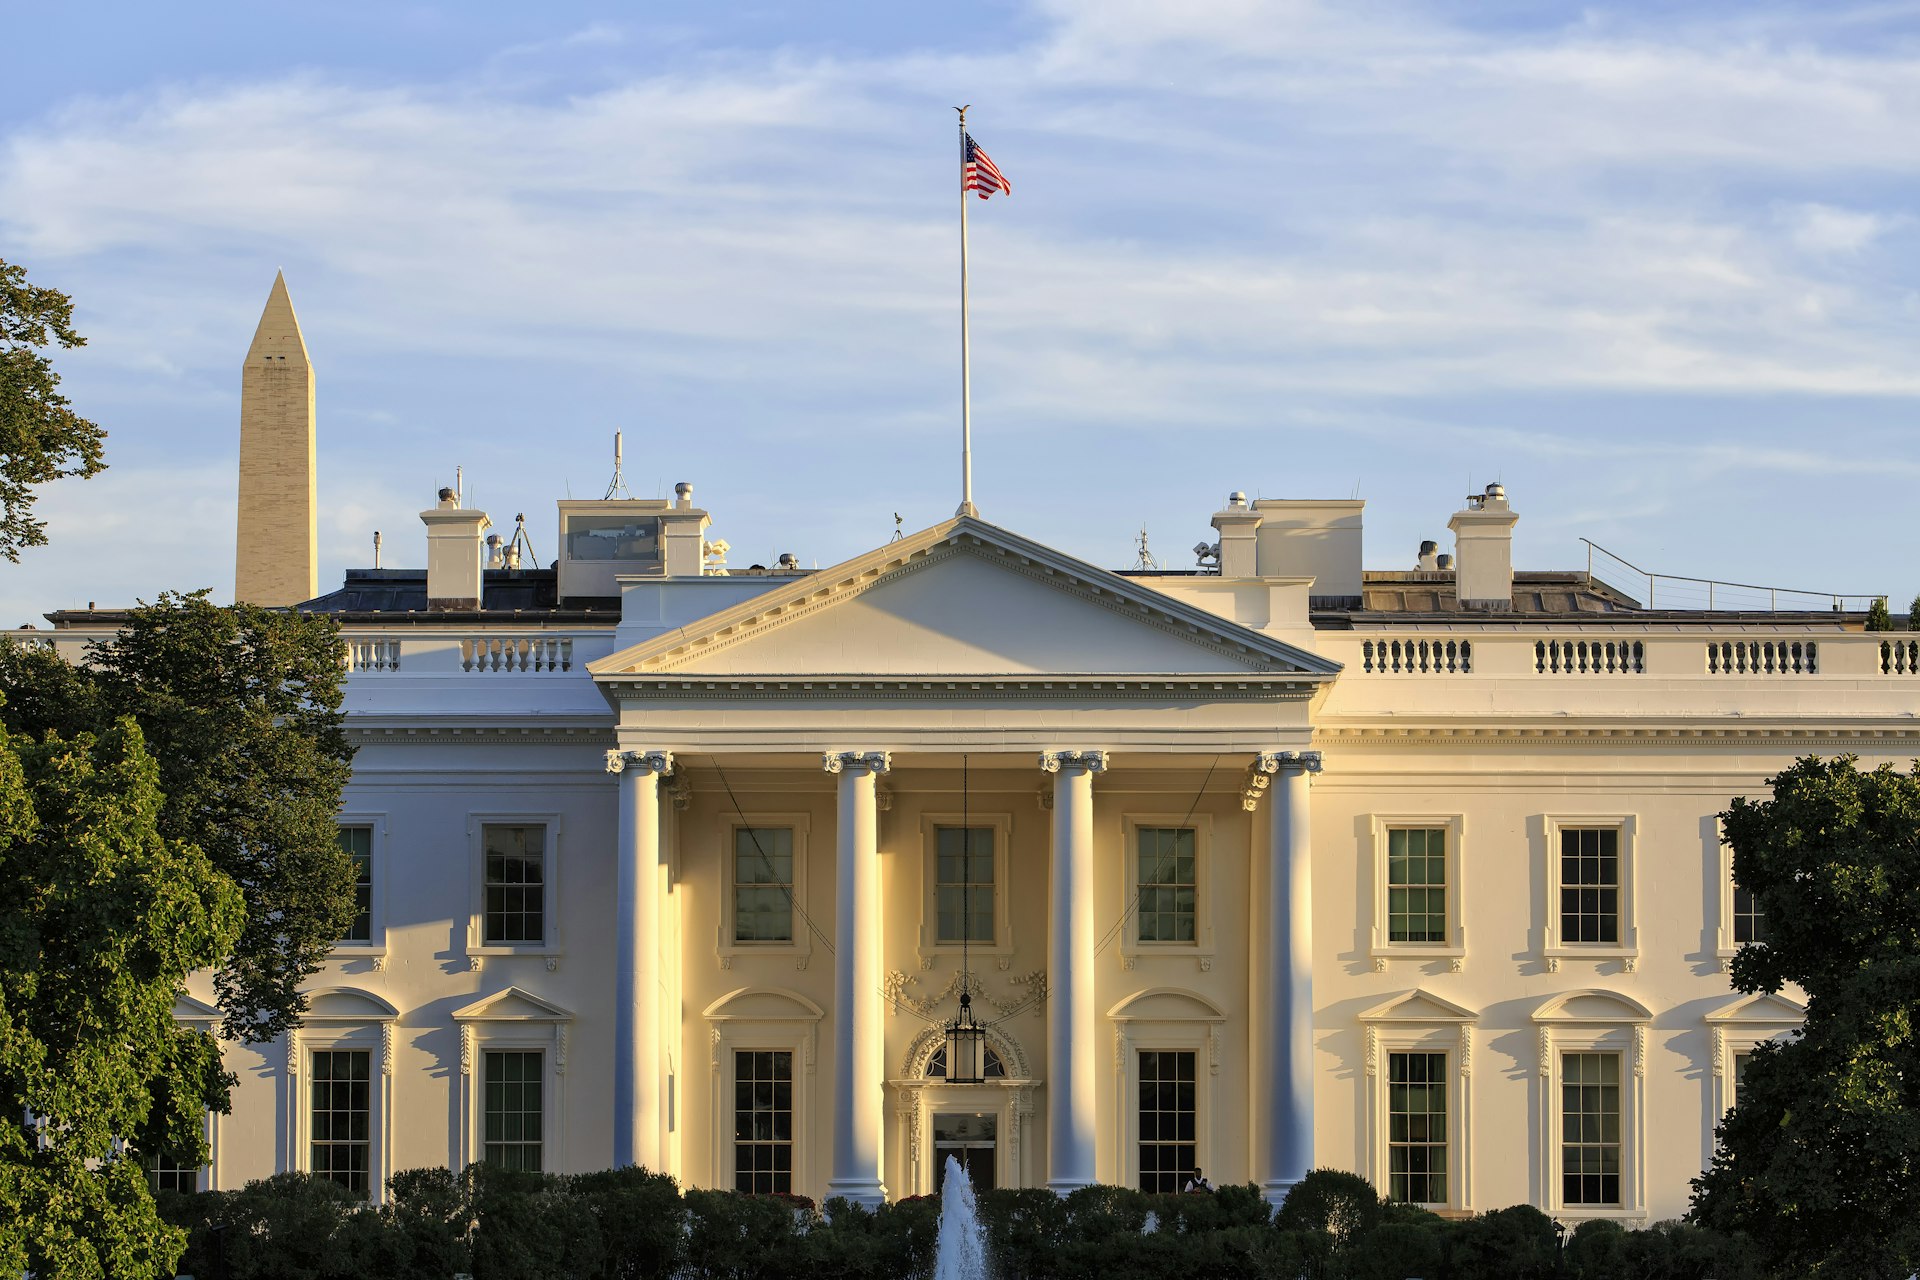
left=606, top=748, right=674, bottom=776
left=823, top=750, right=892, bottom=776
left=1254, top=749, right=1323, bottom=777
left=1039, top=749, right=1109, bottom=775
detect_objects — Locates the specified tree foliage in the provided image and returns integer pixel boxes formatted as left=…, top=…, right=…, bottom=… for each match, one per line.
left=1690, top=755, right=1920, bottom=1276
left=0, top=716, right=243, bottom=1278
left=1865, top=597, right=1893, bottom=631
left=0, top=257, right=106, bottom=561
left=0, top=590, right=355, bottom=1043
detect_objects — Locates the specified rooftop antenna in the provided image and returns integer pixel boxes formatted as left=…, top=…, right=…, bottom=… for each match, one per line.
left=1131, top=525, right=1160, bottom=570
left=373, top=530, right=382, bottom=569
left=604, top=432, right=634, bottom=500
left=455, top=465, right=464, bottom=506
left=890, top=512, right=905, bottom=543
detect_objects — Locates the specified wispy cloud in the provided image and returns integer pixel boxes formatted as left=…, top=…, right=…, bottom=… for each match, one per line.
left=2, top=0, right=1918, bottom=622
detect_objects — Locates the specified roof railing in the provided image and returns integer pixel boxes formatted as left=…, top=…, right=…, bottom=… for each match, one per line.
left=1581, top=539, right=1884, bottom=613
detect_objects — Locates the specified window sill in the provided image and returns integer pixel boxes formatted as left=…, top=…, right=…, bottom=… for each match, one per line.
left=1118, top=943, right=1216, bottom=973
left=1554, top=1207, right=1648, bottom=1223
left=919, top=939, right=1016, bottom=970
left=329, top=944, right=388, bottom=970
left=464, top=947, right=561, bottom=973
left=719, top=941, right=812, bottom=971
left=1542, top=945, right=1639, bottom=973
left=1369, top=944, right=1465, bottom=972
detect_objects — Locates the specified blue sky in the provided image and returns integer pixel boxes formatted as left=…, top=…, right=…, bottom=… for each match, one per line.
left=3, top=1, right=1919, bottom=624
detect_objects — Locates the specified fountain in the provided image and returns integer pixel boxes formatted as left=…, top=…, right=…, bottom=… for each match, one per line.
left=932, top=1155, right=989, bottom=1280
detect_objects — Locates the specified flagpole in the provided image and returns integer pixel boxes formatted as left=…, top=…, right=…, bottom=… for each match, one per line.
left=956, top=105, right=977, bottom=518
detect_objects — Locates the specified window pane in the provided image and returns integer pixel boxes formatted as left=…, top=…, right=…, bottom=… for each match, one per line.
left=336, top=826, right=373, bottom=943
left=1732, top=884, right=1769, bottom=945
left=1137, top=1050, right=1198, bottom=1193
left=934, top=827, right=995, bottom=943
left=1561, top=1052, right=1623, bottom=1206
left=310, top=1050, right=372, bottom=1197
left=1137, top=827, right=1197, bottom=945
left=732, top=827, right=795, bottom=944
left=483, top=825, right=546, bottom=945
left=483, top=1050, right=544, bottom=1171
left=1559, top=828, right=1620, bottom=945
left=1387, top=1052, right=1448, bottom=1204
left=1387, top=828, right=1447, bottom=943
left=734, top=1050, right=793, bottom=1194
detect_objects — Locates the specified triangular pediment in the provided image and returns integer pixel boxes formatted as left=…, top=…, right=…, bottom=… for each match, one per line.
left=1705, top=992, right=1806, bottom=1025
left=173, top=993, right=221, bottom=1024
left=1359, top=989, right=1478, bottom=1024
left=452, top=986, right=575, bottom=1023
left=1532, top=988, right=1652, bottom=1024
left=590, top=517, right=1339, bottom=681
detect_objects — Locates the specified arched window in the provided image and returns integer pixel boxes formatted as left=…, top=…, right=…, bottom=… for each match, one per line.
left=926, top=1044, right=1006, bottom=1078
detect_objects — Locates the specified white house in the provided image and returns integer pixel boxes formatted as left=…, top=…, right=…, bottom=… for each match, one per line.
left=20, top=278, right=1915, bottom=1225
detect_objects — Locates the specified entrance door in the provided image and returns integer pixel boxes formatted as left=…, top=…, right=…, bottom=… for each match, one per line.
left=932, top=1113, right=997, bottom=1194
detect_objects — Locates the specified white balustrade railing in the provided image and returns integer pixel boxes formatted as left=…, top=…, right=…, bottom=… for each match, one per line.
left=1883, top=639, right=1920, bottom=675
left=1359, top=637, right=1472, bottom=674
left=1536, top=639, right=1643, bottom=675
left=1705, top=640, right=1816, bottom=676
left=344, top=637, right=401, bottom=672
left=462, top=635, right=574, bottom=673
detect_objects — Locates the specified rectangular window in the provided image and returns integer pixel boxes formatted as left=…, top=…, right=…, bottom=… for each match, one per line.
left=483, top=1050, right=544, bottom=1172
left=1136, top=827, right=1197, bottom=944
left=935, top=826, right=995, bottom=944
left=310, top=1049, right=372, bottom=1197
left=1733, top=1051, right=1752, bottom=1087
left=733, top=1050, right=792, bottom=1194
left=1561, top=1051, right=1621, bottom=1206
left=483, top=824, right=546, bottom=945
left=337, top=826, right=372, bottom=943
left=1387, top=828, right=1447, bottom=944
left=1387, top=1051, right=1448, bottom=1204
left=145, top=1149, right=199, bottom=1195
left=1137, top=1049, right=1197, bottom=1194
left=733, top=826, right=795, bottom=944
left=1559, top=828, right=1620, bottom=945
left=1732, top=884, right=1768, bottom=945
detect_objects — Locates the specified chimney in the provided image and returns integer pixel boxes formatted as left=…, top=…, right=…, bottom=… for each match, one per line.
left=1448, top=483, right=1517, bottom=609
left=421, top=487, right=491, bottom=609
left=1209, top=491, right=1261, bottom=578
left=658, top=481, right=711, bottom=576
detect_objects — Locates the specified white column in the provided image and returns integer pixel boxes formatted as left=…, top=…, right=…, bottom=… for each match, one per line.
left=825, top=750, right=891, bottom=1206
left=1040, top=749, right=1107, bottom=1193
left=607, top=748, right=672, bottom=1171
left=1257, top=750, right=1321, bottom=1204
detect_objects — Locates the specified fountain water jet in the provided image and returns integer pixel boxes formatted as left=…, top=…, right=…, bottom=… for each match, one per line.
left=932, top=1154, right=989, bottom=1280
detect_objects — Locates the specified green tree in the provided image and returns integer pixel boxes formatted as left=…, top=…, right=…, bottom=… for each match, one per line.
left=0, top=257, right=106, bottom=560
left=1690, top=755, right=1920, bottom=1277
left=1908, top=594, right=1919, bottom=631
left=0, top=590, right=355, bottom=1043
left=1865, top=597, right=1893, bottom=631
left=0, top=717, right=243, bottom=1278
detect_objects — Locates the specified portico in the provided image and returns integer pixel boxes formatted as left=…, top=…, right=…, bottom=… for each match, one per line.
left=587, top=515, right=1337, bottom=1203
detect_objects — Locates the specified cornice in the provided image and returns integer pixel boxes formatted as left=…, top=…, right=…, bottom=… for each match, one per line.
left=347, top=722, right=614, bottom=746
left=597, top=675, right=1321, bottom=702
left=1318, top=719, right=1920, bottom=748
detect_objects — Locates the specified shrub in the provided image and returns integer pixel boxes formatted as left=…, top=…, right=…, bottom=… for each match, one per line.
left=1276, top=1168, right=1385, bottom=1248
left=567, top=1165, right=687, bottom=1279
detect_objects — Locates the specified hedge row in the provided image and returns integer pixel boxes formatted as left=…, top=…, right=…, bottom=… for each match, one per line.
left=157, top=1165, right=1768, bottom=1280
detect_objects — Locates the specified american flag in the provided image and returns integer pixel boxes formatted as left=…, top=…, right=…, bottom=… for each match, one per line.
left=963, top=133, right=1011, bottom=200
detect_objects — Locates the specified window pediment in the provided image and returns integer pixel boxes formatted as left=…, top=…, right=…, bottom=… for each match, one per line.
left=1704, top=991, right=1805, bottom=1026
left=1531, top=989, right=1652, bottom=1024
left=703, top=986, right=826, bottom=1023
left=1107, top=987, right=1227, bottom=1022
left=451, top=986, right=575, bottom=1023
left=1359, top=989, right=1478, bottom=1024
left=303, top=987, right=398, bottom=1022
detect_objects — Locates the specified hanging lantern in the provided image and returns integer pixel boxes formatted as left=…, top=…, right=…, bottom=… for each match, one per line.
left=944, top=990, right=988, bottom=1085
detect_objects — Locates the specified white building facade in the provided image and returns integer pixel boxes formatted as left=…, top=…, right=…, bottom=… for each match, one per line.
left=27, top=473, right=1915, bottom=1225
left=21, top=285, right=1915, bottom=1222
